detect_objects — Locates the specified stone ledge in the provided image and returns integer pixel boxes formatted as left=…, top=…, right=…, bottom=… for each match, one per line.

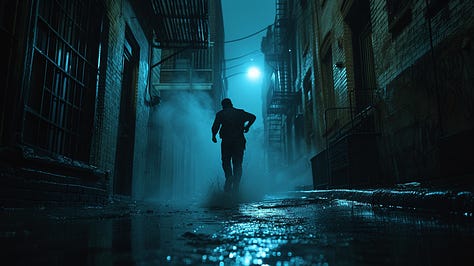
left=292, top=188, right=474, bottom=215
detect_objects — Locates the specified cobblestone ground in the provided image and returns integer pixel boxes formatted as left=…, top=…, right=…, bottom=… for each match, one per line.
left=1, top=192, right=474, bottom=265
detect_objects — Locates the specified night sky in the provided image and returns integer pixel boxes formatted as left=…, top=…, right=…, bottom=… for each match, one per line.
left=219, top=1, right=276, bottom=186
left=221, top=0, right=276, bottom=130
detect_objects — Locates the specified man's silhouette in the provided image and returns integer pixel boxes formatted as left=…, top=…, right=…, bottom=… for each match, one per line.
left=212, top=98, right=256, bottom=193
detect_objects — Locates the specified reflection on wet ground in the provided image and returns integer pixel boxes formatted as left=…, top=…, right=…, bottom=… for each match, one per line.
left=1, top=193, right=474, bottom=265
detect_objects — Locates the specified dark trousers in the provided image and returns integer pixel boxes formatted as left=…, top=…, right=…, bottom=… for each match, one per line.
left=221, top=139, right=245, bottom=192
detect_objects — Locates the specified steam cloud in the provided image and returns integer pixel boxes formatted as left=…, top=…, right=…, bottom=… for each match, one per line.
left=146, top=91, right=312, bottom=206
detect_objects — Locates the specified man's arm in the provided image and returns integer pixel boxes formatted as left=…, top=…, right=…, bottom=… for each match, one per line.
left=211, top=114, right=221, bottom=143
left=243, top=112, right=256, bottom=133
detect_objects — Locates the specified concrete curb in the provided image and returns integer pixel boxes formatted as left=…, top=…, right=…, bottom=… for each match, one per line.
left=291, top=189, right=474, bottom=216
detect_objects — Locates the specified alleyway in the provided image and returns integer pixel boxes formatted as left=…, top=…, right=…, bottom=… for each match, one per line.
left=1, top=1, right=473, bottom=265
left=2, top=192, right=473, bottom=265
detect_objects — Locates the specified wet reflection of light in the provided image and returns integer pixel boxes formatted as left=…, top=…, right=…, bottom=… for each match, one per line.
left=332, top=197, right=474, bottom=232
left=204, top=204, right=306, bottom=265
left=202, top=219, right=292, bottom=265
left=197, top=201, right=323, bottom=265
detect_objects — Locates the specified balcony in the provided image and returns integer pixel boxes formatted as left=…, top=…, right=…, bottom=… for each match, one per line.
left=153, top=68, right=213, bottom=90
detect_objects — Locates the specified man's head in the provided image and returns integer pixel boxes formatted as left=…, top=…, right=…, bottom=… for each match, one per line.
left=221, top=98, right=233, bottom=108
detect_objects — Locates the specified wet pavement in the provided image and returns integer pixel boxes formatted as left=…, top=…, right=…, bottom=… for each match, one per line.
left=1, top=192, right=474, bottom=265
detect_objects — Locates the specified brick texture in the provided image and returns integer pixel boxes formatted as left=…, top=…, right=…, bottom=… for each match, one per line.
left=296, top=0, right=473, bottom=186
left=91, top=0, right=152, bottom=199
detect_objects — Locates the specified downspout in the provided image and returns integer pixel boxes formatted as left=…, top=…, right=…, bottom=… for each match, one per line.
left=424, top=0, right=444, bottom=136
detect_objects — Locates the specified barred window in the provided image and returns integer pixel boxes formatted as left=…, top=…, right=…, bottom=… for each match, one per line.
left=24, top=0, right=104, bottom=162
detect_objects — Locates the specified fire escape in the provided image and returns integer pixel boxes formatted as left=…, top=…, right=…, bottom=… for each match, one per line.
left=264, top=0, right=298, bottom=165
left=149, top=0, right=210, bottom=49
left=134, top=0, right=218, bottom=99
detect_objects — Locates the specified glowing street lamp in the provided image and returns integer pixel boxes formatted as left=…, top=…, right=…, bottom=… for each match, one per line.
left=226, top=66, right=262, bottom=80
left=247, top=66, right=261, bottom=80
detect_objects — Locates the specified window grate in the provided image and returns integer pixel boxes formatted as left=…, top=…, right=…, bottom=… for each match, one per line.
left=23, top=0, right=103, bottom=162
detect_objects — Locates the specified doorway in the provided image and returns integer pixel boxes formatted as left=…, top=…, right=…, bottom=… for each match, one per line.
left=346, top=0, right=376, bottom=112
left=114, top=29, right=138, bottom=196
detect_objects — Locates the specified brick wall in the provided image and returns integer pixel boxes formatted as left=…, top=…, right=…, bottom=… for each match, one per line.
left=1, top=0, right=159, bottom=205
left=333, top=8, right=352, bottom=129
left=312, top=1, right=354, bottom=150
left=294, top=2, right=316, bottom=152
left=91, top=0, right=122, bottom=193
left=370, top=0, right=474, bottom=182
left=372, top=0, right=474, bottom=91
left=304, top=0, right=473, bottom=186
left=92, top=0, right=152, bottom=199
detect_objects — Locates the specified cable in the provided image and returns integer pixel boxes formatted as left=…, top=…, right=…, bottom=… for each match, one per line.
left=225, top=60, right=252, bottom=71
left=224, top=24, right=273, bottom=44
left=225, top=49, right=261, bottom=61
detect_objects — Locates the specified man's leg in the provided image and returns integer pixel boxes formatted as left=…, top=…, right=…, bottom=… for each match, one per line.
left=231, top=146, right=244, bottom=192
left=221, top=141, right=233, bottom=192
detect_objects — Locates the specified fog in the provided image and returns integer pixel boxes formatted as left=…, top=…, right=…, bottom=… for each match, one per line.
left=147, top=91, right=220, bottom=204
left=146, top=91, right=312, bottom=207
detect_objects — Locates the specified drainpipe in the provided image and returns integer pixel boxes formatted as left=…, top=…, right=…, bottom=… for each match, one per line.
left=424, top=0, right=444, bottom=136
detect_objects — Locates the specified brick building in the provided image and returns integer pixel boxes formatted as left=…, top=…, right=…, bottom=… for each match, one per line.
left=262, top=0, right=473, bottom=188
left=0, top=0, right=225, bottom=206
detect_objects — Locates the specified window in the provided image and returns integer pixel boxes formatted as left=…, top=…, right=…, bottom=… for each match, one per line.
left=321, top=49, right=335, bottom=110
left=24, top=0, right=104, bottom=162
left=386, top=0, right=412, bottom=37
left=425, top=0, right=450, bottom=19
left=303, top=71, right=314, bottom=146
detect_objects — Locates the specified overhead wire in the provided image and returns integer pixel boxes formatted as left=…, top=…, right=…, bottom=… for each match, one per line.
left=225, top=60, right=253, bottom=71
left=224, top=24, right=273, bottom=44
left=225, top=49, right=261, bottom=61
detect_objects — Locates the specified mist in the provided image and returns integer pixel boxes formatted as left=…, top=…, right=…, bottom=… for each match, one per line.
left=146, top=91, right=312, bottom=207
left=146, top=91, right=220, bottom=204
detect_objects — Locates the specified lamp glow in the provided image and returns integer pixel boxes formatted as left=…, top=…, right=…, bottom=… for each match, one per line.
left=247, top=66, right=261, bottom=80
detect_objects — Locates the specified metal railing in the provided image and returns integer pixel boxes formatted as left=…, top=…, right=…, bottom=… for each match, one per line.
left=159, top=68, right=213, bottom=84
left=322, top=88, right=379, bottom=187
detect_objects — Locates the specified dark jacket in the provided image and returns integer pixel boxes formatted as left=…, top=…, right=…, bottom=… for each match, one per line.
left=212, top=107, right=256, bottom=142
